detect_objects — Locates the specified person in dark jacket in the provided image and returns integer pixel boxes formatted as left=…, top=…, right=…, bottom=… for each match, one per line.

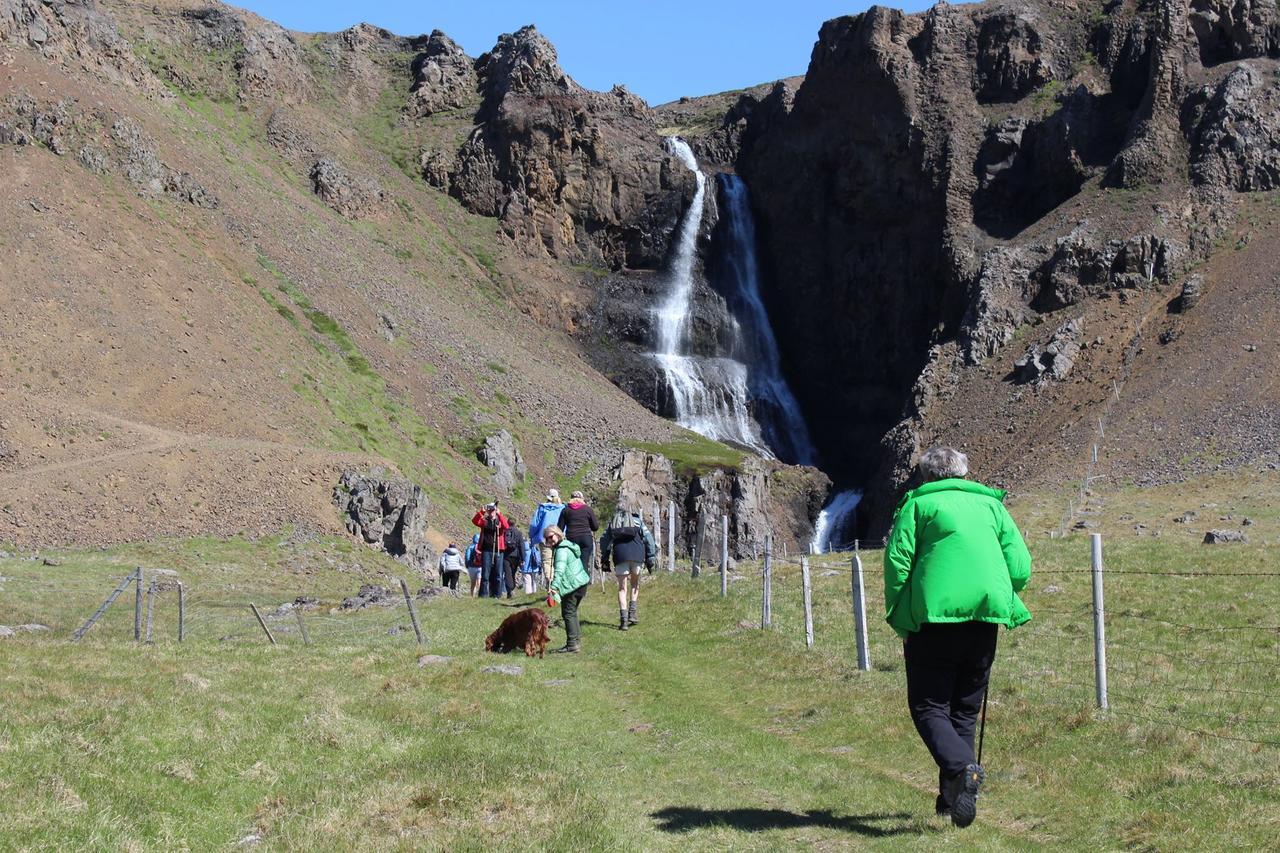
left=884, top=446, right=1032, bottom=828
left=472, top=502, right=510, bottom=599
left=599, top=507, right=657, bottom=630
left=502, top=523, right=528, bottom=600
left=557, top=490, right=599, bottom=579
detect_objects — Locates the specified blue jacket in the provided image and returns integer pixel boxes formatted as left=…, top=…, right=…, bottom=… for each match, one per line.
left=525, top=501, right=564, bottom=571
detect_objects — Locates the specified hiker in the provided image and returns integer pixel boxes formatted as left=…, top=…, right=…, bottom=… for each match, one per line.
left=465, top=533, right=483, bottom=597
left=558, top=490, right=600, bottom=580
left=544, top=524, right=590, bottom=653
left=472, top=502, right=510, bottom=598
left=438, top=542, right=465, bottom=591
left=600, top=506, right=657, bottom=630
left=502, top=521, right=528, bottom=600
left=883, top=446, right=1032, bottom=828
left=527, top=488, right=565, bottom=589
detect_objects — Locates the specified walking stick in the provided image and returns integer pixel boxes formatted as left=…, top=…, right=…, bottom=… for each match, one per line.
left=976, top=686, right=990, bottom=766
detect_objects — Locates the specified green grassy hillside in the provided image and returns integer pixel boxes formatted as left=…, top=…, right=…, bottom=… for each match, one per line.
left=2, top=476, right=1276, bottom=850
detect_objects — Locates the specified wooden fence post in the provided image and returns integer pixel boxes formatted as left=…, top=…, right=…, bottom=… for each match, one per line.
left=73, top=570, right=139, bottom=642
left=294, top=608, right=310, bottom=646
left=720, top=515, right=729, bottom=597
left=399, top=577, right=424, bottom=645
left=134, top=567, right=144, bottom=641
left=801, top=557, right=814, bottom=649
left=177, top=582, right=185, bottom=642
left=144, top=578, right=157, bottom=643
left=851, top=549, right=871, bottom=671
left=653, top=500, right=661, bottom=560
left=249, top=602, right=276, bottom=645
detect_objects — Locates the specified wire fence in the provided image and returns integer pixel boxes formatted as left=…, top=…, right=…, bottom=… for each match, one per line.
left=728, top=536, right=1280, bottom=751
left=3, top=532, right=1277, bottom=750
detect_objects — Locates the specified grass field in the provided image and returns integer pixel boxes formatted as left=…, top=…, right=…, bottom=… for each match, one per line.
left=1, top=477, right=1278, bottom=850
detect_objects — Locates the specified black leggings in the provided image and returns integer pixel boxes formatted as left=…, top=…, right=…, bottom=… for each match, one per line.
left=441, top=570, right=460, bottom=590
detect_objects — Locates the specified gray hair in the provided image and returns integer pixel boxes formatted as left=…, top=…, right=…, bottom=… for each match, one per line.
left=918, top=446, right=969, bottom=482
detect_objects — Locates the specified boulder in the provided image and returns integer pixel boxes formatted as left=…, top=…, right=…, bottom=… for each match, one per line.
left=1014, top=318, right=1084, bottom=386
left=340, top=584, right=397, bottom=610
left=480, top=664, right=523, bottom=676
left=333, top=470, right=433, bottom=581
left=477, top=430, right=526, bottom=492
left=1203, top=529, right=1248, bottom=544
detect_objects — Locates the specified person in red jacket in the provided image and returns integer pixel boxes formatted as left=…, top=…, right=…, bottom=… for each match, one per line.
left=472, top=502, right=510, bottom=598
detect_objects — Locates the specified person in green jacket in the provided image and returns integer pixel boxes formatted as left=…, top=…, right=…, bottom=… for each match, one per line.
left=544, top=524, right=591, bottom=654
left=883, top=447, right=1031, bottom=829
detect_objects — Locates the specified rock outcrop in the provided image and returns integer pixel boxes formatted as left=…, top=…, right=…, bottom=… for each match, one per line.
left=407, top=30, right=476, bottom=117
left=477, top=430, right=526, bottom=492
left=333, top=470, right=434, bottom=581
left=449, top=26, right=695, bottom=270
left=611, top=450, right=829, bottom=558
left=310, top=158, right=386, bottom=219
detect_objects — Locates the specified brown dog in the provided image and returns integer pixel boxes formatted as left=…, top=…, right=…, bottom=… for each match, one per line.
left=485, top=607, right=551, bottom=658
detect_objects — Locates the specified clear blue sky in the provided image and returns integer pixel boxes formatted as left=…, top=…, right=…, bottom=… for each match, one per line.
left=232, top=0, right=940, bottom=105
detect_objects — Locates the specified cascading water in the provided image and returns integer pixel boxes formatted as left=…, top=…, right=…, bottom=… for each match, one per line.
left=713, top=174, right=817, bottom=466
left=654, top=138, right=771, bottom=455
left=652, top=139, right=860, bottom=550
left=810, top=489, right=862, bottom=554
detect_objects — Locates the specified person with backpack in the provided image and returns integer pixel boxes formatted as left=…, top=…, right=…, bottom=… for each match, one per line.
left=884, top=447, right=1032, bottom=828
left=437, top=542, right=465, bottom=591
left=600, top=506, right=657, bottom=630
left=464, top=533, right=483, bottom=597
left=472, top=502, right=510, bottom=598
left=527, top=488, right=565, bottom=589
left=502, top=521, right=528, bottom=600
left=543, top=524, right=590, bottom=653
left=558, top=490, right=599, bottom=581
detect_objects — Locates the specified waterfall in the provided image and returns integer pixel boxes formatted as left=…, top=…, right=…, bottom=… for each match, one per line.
left=654, top=138, right=771, bottom=455
left=714, top=173, right=817, bottom=466
left=810, top=489, right=862, bottom=553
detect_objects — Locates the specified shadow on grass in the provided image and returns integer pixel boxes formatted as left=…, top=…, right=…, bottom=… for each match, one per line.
left=651, top=807, right=924, bottom=838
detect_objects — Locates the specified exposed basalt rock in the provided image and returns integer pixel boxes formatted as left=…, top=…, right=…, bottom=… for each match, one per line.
left=265, top=108, right=315, bottom=157
left=407, top=30, right=476, bottom=118
left=611, top=450, right=829, bottom=558
left=960, top=246, right=1043, bottom=364
left=1014, top=318, right=1084, bottom=385
left=1185, top=64, right=1280, bottom=191
left=1189, top=0, right=1280, bottom=65
left=310, top=158, right=386, bottom=219
left=974, top=10, right=1054, bottom=103
left=1203, top=528, right=1248, bottom=543
left=179, top=6, right=311, bottom=102
left=449, top=25, right=695, bottom=269
left=1036, top=225, right=1177, bottom=310
left=419, top=147, right=453, bottom=189
left=0, top=0, right=152, bottom=87
left=1176, top=273, right=1204, bottom=310
left=477, top=430, right=526, bottom=492
left=111, top=117, right=219, bottom=207
left=333, top=470, right=434, bottom=581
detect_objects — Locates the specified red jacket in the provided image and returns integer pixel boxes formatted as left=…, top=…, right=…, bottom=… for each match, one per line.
left=472, top=510, right=510, bottom=552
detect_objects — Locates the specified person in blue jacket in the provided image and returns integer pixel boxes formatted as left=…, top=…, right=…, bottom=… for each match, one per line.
left=526, top=488, right=565, bottom=588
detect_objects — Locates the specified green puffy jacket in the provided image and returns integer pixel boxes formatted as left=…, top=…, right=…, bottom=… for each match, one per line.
left=883, top=478, right=1032, bottom=638
left=549, top=539, right=590, bottom=604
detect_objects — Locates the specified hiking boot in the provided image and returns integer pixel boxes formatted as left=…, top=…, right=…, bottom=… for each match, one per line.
left=627, top=602, right=638, bottom=625
left=551, top=641, right=580, bottom=654
left=945, top=763, right=984, bottom=828
left=619, top=610, right=629, bottom=631
left=934, top=794, right=949, bottom=817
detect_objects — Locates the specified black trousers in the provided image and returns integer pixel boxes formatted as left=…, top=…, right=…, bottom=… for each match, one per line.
left=441, top=570, right=460, bottom=590
left=560, top=582, right=589, bottom=645
left=904, top=621, right=998, bottom=785
left=503, top=555, right=520, bottom=596
left=569, top=536, right=594, bottom=576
